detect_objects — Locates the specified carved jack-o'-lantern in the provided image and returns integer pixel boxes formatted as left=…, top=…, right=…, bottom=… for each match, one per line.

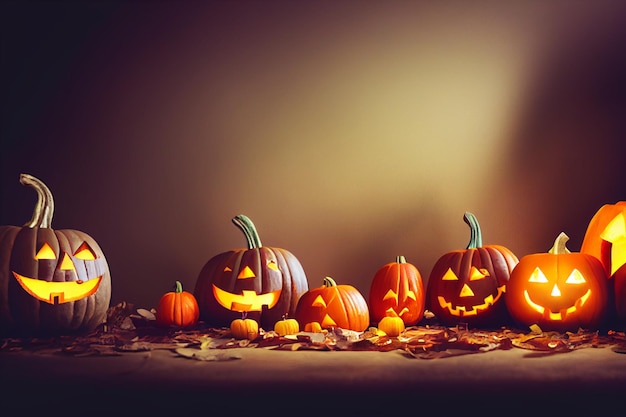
left=368, top=256, right=425, bottom=326
left=294, top=276, right=370, bottom=332
left=193, top=214, right=309, bottom=329
left=581, top=201, right=626, bottom=278
left=581, top=202, right=626, bottom=321
left=426, top=212, right=519, bottom=327
left=0, top=174, right=111, bottom=336
left=506, top=232, right=609, bottom=332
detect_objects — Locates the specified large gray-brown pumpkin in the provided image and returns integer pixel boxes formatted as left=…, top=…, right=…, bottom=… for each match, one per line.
left=0, top=174, right=111, bottom=336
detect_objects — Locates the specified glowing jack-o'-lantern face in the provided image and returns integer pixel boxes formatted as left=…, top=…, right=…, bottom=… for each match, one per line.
left=294, top=276, right=370, bottom=332
left=426, top=212, right=518, bottom=327
left=13, top=241, right=103, bottom=304
left=368, top=256, right=425, bottom=326
left=581, top=201, right=626, bottom=278
left=0, top=174, right=111, bottom=337
left=506, top=232, right=609, bottom=332
left=194, top=214, right=308, bottom=329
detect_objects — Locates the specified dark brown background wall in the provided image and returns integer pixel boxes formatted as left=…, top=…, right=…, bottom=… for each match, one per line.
left=2, top=0, right=626, bottom=309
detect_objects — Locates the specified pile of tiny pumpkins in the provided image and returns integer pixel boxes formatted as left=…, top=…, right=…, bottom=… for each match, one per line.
left=1, top=174, right=625, bottom=340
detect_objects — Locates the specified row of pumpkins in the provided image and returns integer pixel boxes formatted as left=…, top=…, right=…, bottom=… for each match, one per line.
left=1, top=174, right=625, bottom=339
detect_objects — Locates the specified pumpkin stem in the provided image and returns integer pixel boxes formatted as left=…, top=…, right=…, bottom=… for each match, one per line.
left=174, top=281, right=183, bottom=293
left=463, top=212, right=482, bottom=249
left=232, top=214, right=262, bottom=249
left=20, top=173, right=54, bottom=229
left=323, top=276, right=337, bottom=287
left=549, top=232, right=571, bottom=255
left=396, top=255, right=406, bottom=264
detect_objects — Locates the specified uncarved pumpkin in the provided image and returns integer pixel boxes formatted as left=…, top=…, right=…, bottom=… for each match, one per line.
left=155, top=281, right=200, bottom=328
left=426, top=212, right=518, bottom=328
left=0, top=174, right=111, bottom=337
left=193, top=214, right=309, bottom=330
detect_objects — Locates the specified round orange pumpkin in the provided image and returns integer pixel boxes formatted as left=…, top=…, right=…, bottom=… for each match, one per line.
left=155, top=281, right=200, bottom=328
left=193, top=214, right=309, bottom=330
left=368, top=255, right=425, bottom=326
left=426, top=212, right=518, bottom=328
left=230, top=317, right=259, bottom=340
left=0, top=174, right=111, bottom=337
left=506, top=232, right=609, bottom=332
left=295, top=276, right=370, bottom=332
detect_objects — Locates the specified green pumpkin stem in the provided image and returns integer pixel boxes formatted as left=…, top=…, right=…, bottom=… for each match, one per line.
left=174, top=280, right=183, bottom=293
left=323, top=276, right=337, bottom=287
left=20, top=173, right=54, bottom=229
left=549, top=232, right=571, bottom=254
left=396, top=255, right=406, bottom=264
left=232, top=214, right=262, bottom=249
left=463, top=212, right=482, bottom=249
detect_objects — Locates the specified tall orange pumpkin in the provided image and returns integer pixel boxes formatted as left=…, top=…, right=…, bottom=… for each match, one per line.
left=368, top=256, right=425, bottom=326
left=580, top=201, right=626, bottom=278
left=193, top=214, right=308, bottom=330
left=426, top=212, right=518, bottom=327
left=0, top=174, right=111, bottom=337
left=580, top=201, right=626, bottom=321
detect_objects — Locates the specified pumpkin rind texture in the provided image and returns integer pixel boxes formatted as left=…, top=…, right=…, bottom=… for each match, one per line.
left=295, top=276, right=370, bottom=332
left=193, top=214, right=309, bottom=330
left=426, top=212, right=519, bottom=327
left=506, top=232, right=609, bottom=332
left=368, top=255, right=425, bottom=326
left=0, top=174, right=112, bottom=337
left=230, top=318, right=259, bottom=340
left=156, top=281, right=200, bottom=328
left=378, top=315, right=405, bottom=337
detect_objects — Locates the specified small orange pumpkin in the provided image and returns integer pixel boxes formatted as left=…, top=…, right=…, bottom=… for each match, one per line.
left=230, top=317, right=259, bottom=340
left=155, top=281, right=200, bottom=328
left=274, top=316, right=300, bottom=336
left=368, top=255, right=425, bottom=326
left=506, top=232, right=609, bottom=332
left=377, top=311, right=405, bottom=337
left=295, top=276, right=370, bottom=332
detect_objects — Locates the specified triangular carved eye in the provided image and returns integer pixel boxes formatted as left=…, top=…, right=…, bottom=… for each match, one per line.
left=74, top=242, right=96, bottom=260
left=442, top=268, right=458, bottom=281
left=529, top=267, right=549, bottom=283
left=267, top=260, right=279, bottom=271
left=469, top=267, right=489, bottom=280
left=565, top=269, right=586, bottom=285
left=35, top=243, right=56, bottom=260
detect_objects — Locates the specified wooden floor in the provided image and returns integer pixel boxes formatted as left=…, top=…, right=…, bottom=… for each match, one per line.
left=1, top=343, right=625, bottom=416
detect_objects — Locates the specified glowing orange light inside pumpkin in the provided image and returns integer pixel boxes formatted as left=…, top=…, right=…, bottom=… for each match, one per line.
left=12, top=273, right=103, bottom=304
left=212, top=285, right=281, bottom=312
left=523, top=267, right=591, bottom=319
left=35, top=243, right=56, bottom=260
left=600, top=213, right=626, bottom=275
left=436, top=267, right=506, bottom=317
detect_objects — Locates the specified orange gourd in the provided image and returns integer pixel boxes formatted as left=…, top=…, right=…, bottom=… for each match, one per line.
left=156, top=281, right=200, bottom=328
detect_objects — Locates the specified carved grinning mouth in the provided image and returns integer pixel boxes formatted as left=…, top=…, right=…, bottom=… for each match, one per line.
left=523, top=289, right=591, bottom=321
left=13, top=272, right=102, bottom=304
left=212, top=285, right=281, bottom=312
left=437, top=285, right=506, bottom=317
